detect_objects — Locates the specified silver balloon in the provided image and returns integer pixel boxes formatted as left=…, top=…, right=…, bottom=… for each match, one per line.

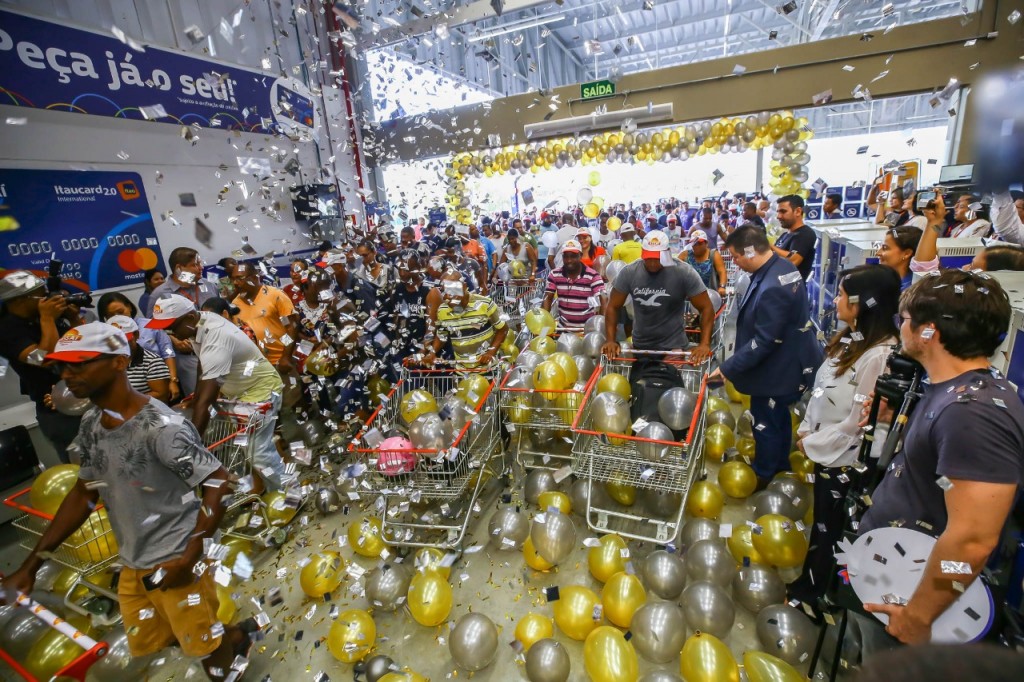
left=680, top=580, right=735, bottom=639
left=733, top=566, right=786, bottom=614
left=51, top=380, right=91, bottom=416
left=87, top=627, right=150, bottom=681
left=31, top=561, right=64, bottom=593
left=756, top=604, right=817, bottom=665
left=679, top=518, right=719, bottom=550
left=364, top=563, right=412, bottom=611
left=487, top=508, right=530, bottom=550
left=301, top=418, right=327, bottom=448
left=516, top=350, right=544, bottom=372
left=707, top=289, right=723, bottom=312
left=440, top=395, right=474, bottom=432
left=639, top=488, right=682, bottom=518
left=449, top=612, right=498, bottom=671
left=592, top=392, right=630, bottom=435
left=581, top=332, right=607, bottom=359
left=642, top=550, right=686, bottom=599
left=568, top=477, right=610, bottom=515
left=525, top=638, right=570, bottom=682
left=0, top=607, right=48, bottom=661
left=584, top=315, right=606, bottom=334
left=736, top=410, right=754, bottom=437
left=524, top=469, right=558, bottom=505
left=529, top=512, right=576, bottom=564
left=314, top=487, right=341, bottom=513
left=820, top=613, right=863, bottom=671
left=556, top=334, right=583, bottom=357
left=630, top=602, right=687, bottom=664
left=408, top=412, right=451, bottom=452
left=573, top=355, right=596, bottom=382
left=686, top=539, right=738, bottom=587
left=504, top=366, right=535, bottom=391
left=751, top=490, right=801, bottom=521
left=639, top=673, right=684, bottom=682
left=767, top=478, right=812, bottom=519
left=363, top=654, right=395, bottom=682
left=706, top=409, right=736, bottom=430
left=658, top=387, right=697, bottom=431
left=638, top=421, right=675, bottom=459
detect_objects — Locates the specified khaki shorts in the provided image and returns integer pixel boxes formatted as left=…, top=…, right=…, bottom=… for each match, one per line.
left=118, top=566, right=223, bottom=658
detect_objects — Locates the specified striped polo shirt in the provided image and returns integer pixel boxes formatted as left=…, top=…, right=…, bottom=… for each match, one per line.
left=545, top=265, right=605, bottom=326
left=436, top=294, right=507, bottom=363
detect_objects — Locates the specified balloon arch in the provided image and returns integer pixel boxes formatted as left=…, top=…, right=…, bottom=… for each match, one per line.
left=443, top=110, right=815, bottom=224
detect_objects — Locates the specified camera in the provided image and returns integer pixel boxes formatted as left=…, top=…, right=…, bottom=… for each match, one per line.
left=873, top=345, right=924, bottom=408
left=46, top=258, right=94, bottom=308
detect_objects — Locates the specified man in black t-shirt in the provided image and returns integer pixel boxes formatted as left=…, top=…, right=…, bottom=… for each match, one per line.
left=0, top=271, right=83, bottom=462
left=857, top=271, right=1024, bottom=645
left=771, top=194, right=817, bottom=281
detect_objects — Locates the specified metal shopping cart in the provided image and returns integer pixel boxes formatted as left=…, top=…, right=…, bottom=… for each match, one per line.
left=570, top=352, right=707, bottom=544
left=493, top=278, right=546, bottom=331
left=348, top=362, right=504, bottom=549
left=201, top=400, right=281, bottom=545
left=685, top=297, right=730, bottom=360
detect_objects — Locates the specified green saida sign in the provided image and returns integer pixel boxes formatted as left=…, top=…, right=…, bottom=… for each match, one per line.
left=580, top=79, right=615, bottom=101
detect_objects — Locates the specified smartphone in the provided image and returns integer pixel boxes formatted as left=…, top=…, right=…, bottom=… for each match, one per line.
left=917, top=190, right=937, bottom=210
left=141, top=573, right=161, bottom=591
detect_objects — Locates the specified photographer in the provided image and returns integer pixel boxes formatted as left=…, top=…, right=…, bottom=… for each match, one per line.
left=858, top=270, right=1024, bottom=645
left=912, top=195, right=1024, bottom=275
left=0, top=271, right=84, bottom=462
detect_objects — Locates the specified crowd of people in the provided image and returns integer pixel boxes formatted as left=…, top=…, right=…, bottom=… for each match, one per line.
left=1, top=176, right=1024, bottom=679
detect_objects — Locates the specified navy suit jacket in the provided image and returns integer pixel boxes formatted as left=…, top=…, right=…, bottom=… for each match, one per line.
left=721, top=254, right=823, bottom=397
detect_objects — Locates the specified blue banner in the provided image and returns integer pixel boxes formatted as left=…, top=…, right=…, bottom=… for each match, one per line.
left=0, top=8, right=317, bottom=134
left=0, top=169, right=165, bottom=292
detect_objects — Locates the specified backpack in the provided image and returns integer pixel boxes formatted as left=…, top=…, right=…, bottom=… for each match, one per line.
left=629, top=359, right=687, bottom=438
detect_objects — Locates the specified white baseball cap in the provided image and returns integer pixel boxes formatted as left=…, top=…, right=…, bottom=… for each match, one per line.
left=689, top=229, right=709, bottom=243
left=561, top=239, right=583, bottom=254
left=145, top=294, right=197, bottom=330
left=106, top=314, right=140, bottom=335
left=45, top=322, right=130, bottom=362
left=641, top=230, right=670, bottom=259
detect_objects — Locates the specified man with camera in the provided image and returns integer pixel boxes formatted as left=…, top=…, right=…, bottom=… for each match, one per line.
left=0, top=271, right=84, bottom=462
left=857, top=270, right=1024, bottom=645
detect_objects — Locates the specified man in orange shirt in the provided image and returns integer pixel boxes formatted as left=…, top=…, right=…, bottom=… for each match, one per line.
left=231, top=262, right=300, bottom=375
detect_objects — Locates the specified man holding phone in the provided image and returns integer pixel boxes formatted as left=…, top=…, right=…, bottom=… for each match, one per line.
left=1, top=323, right=258, bottom=681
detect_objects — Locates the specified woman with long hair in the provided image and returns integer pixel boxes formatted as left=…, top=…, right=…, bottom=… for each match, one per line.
left=788, top=264, right=901, bottom=603
left=97, top=291, right=180, bottom=401
left=575, top=227, right=606, bottom=272
left=875, top=226, right=921, bottom=291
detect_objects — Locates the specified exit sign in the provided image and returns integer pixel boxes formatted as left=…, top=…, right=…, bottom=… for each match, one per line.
left=580, top=79, right=615, bottom=101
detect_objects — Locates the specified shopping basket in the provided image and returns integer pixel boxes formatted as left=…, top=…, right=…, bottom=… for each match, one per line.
left=348, top=361, right=504, bottom=548
left=493, top=278, right=546, bottom=331
left=570, top=351, right=707, bottom=543
left=684, top=296, right=729, bottom=359
left=0, top=593, right=108, bottom=682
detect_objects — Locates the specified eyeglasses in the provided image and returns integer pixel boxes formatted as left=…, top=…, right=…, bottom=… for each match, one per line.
left=893, top=314, right=912, bottom=327
left=51, top=355, right=110, bottom=375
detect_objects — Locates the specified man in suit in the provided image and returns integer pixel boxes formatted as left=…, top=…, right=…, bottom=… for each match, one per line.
left=710, top=225, right=823, bottom=487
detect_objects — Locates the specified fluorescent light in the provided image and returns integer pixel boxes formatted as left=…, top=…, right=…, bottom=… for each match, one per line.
left=525, top=103, right=674, bottom=140
left=467, top=14, right=566, bottom=42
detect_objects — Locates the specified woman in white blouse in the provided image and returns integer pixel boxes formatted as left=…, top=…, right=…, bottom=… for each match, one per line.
left=787, top=264, right=902, bottom=603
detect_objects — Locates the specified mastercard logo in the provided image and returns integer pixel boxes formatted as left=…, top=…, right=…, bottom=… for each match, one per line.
left=117, top=247, right=159, bottom=273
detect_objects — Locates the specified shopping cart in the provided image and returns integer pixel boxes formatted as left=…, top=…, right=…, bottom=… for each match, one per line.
left=201, top=400, right=279, bottom=545
left=685, top=297, right=730, bottom=360
left=493, top=278, right=546, bottom=330
left=348, top=361, right=504, bottom=549
left=570, top=351, right=707, bottom=544
left=498, top=329, right=595, bottom=472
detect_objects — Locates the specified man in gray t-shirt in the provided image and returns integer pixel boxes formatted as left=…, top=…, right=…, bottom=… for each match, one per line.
left=603, top=230, right=715, bottom=363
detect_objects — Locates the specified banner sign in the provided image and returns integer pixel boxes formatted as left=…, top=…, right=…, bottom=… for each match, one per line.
left=0, top=8, right=318, bottom=134
left=0, top=169, right=165, bottom=292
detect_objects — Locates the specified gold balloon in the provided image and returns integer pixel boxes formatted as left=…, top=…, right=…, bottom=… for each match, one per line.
left=607, top=216, right=622, bottom=231
left=584, top=626, right=639, bottom=682
left=25, top=613, right=97, bottom=681
left=789, top=451, right=815, bottom=477
left=525, top=308, right=557, bottom=336
left=515, top=612, right=554, bottom=652
left=348, top=516, right=388, bottom=558
left=415, top=547, right=452, bottom=579
left=554, top=390, right=582, bottom=426
left=367, top=376, right=392, bottom=406
left=605, top=474, right=636, bottom=506
left=455, top=375, right=491, bottom=407
left=718, top=460, right=757, bottom=498
left=750, top=514, right=809, bottom=568
left=216, top=584, right=237, bottom=624
left=548, top=352, right=579, bottom=386
left=685, top=481, right=725, bottom=519
left=221, top=535, right=254, bottom=570
left=523, top=536, right=555, bottom=571
left=737, top=436, right=757, bottom=458
left=305, top=344, right=339, bottom=377
left=506, top=395, right=532, bottom=424
left=601, top=571, right=646, bottom=628
left=263, top=490, right=298, bottom=526
left=679, top=631, right=739, bottom=682
left=744, top=651, right=805, bottom=682
left=328, top=608, right=376, bottom=662
left=379, top=672, right=428, bottom=682
left=529, top=335, right=558, bottom=357
left=724, top=380, right=744, bottom=403
left=584, top=202, right=601, bottom=219
left=538, top=491, right=572, bottom=515
left=588, top=534, right=627, bottom=583
left=68, top=508, right=118, bottom=562
left=553, top=585, right=602, bottom=640
left=30, top=464, right=80, bottom=516
left=400, top=389, right=438, bottom=425
left=705, top=423, right=736, bottom=459
left=727, top=524, right=767, bottom=566
left=533, top=360, right=567, bottom=400
left=299, top=550, right=345, bottom=598
left=407, top=572, right=452, bottom=627
left=706, top=396, right=730, bottom=414
left=588, top=170, right=602, bottom=186
left=597, top=373, right=631, bottom=399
